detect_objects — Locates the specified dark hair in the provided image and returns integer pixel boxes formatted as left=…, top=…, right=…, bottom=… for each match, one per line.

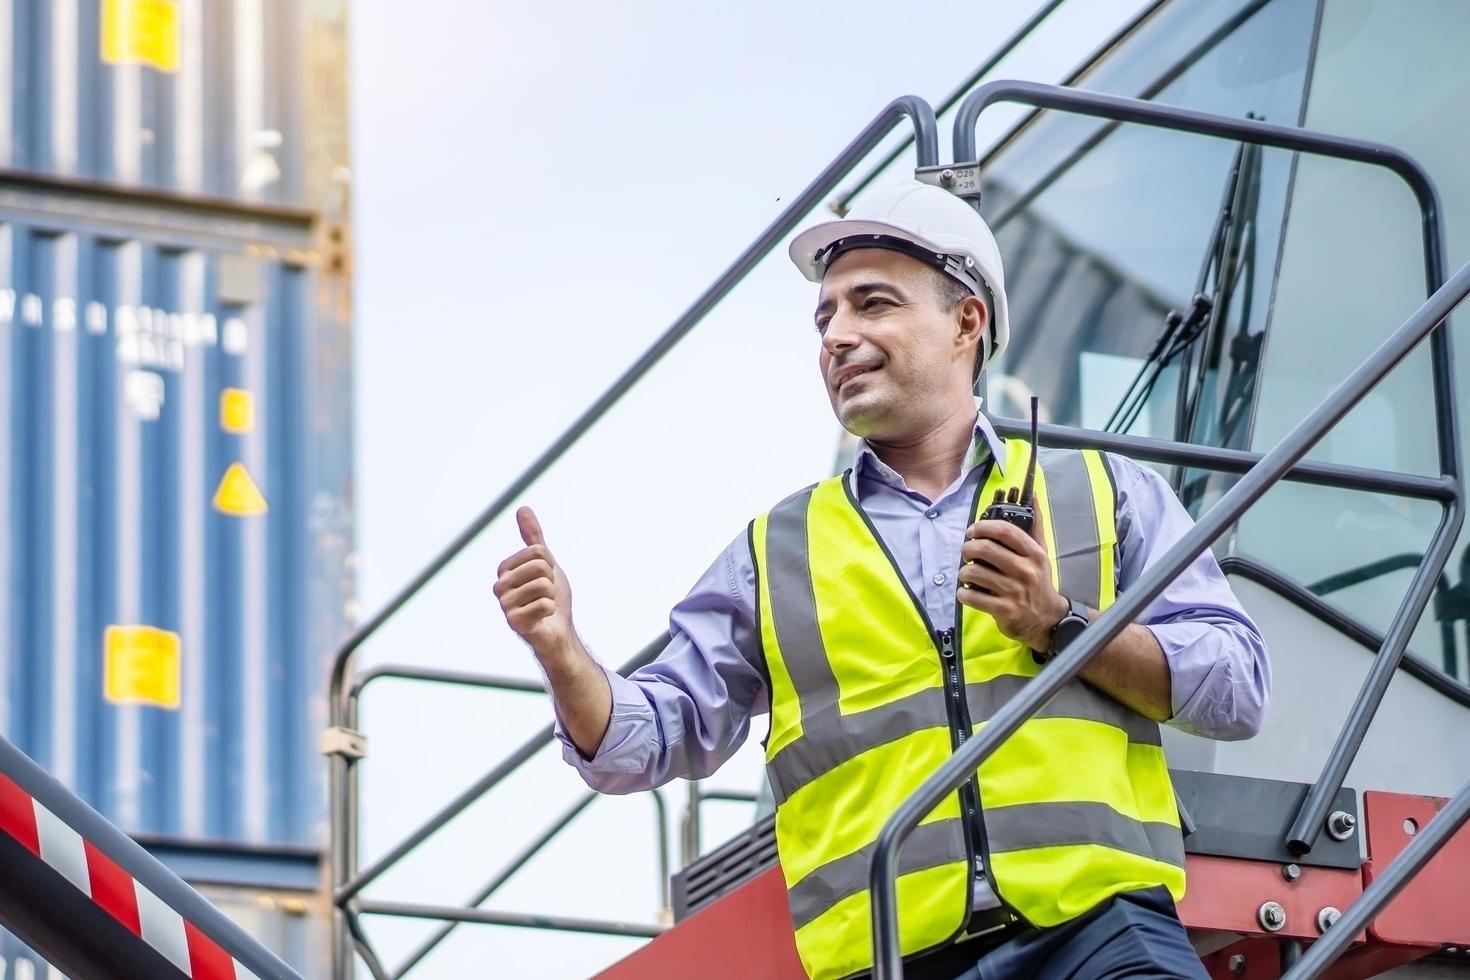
left=928, top=267, right=989, bottom=386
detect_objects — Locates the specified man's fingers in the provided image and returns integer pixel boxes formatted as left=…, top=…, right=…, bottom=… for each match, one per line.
left=968, top=518, right=1044, bottom=558
left=517, top=506, right=548, bottom=550
left=494, top=556, right=552, bottom=595
left=496, top=542, right=553, bottom=577
left=957, top=581, right=1004, bottom=614
left=497, top=578, right=555, bottom=611
left=957, top=561, right=1009, bottom=595
left=960, top=539, right=1028, bottom=579
left=507, top=598, right=556, bottom=633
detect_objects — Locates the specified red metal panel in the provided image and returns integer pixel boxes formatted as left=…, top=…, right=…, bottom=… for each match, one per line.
left=1361, top=790, right=1470, bottom=948
left=596, top=867, right=805, bottom=980
left=1178, top=854, right=1362, bottom=942
left=1199, top=937, right=1431, bottom=980
left=611, top=848, right=1450, bottom=980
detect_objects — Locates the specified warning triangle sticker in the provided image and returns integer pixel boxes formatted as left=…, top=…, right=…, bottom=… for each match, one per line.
left=213, top=462, right=269, bottom=516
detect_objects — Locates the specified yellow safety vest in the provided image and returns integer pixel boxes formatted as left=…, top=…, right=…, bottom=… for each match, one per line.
left=749, top=439, right=1185, bottom=980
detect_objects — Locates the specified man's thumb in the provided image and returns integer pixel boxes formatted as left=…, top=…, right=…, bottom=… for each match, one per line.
left=517, top=506, right=547, bottom=549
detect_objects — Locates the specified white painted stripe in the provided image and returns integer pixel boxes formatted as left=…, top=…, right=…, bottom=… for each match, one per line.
left=48, top=0, right=78, bottom=174
left=0, top=0, right=11, bottom=164
left=178, top=251, right=207, bottom=838
left=0, top=224, right=12, bottom=739
left=111, top=36, right=140, bottom=182
left=114, top=241, right=144, bottom=828
left=134, top=882, right=193, bottom=976
left=33, top=802, right=91, bottom=898
left=234, top=0, right=264, bottom=201
left=175, top=0, right=204, bottom=192
left=50, top=234, right=79, bottom=790
left=240, top=302, right=267, bottom=842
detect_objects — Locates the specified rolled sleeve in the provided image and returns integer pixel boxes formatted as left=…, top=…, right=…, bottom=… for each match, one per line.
left=1110, top=455, right=1271, bottom=741
left=555, top=530, right=768, bottom=794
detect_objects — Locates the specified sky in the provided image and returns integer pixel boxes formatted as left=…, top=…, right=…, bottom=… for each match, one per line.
left=349, top=3, right=1141, bottom=976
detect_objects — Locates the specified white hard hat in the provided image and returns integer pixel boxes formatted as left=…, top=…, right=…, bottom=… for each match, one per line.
left=788, top=179, right=1010, bottom=367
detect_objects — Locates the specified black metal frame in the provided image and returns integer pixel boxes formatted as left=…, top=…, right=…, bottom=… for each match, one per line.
left=1220, top=555, right=1470, bottom=710
left=870, top=80, right=1467, bottom=980
left=325, top=96, right=941, bottom=978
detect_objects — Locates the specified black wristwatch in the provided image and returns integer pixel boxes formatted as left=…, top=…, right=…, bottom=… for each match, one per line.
left=1036, top=598, right=1090, bottom=664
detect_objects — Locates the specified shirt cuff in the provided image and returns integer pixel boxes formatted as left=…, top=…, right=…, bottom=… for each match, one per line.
left=554, top=665, right=658, bottom=775
left=1146, top=619, right=1263, bottom=740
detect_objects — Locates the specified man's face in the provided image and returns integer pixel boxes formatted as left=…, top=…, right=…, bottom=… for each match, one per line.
left=814, top=248, right=977, bottom=439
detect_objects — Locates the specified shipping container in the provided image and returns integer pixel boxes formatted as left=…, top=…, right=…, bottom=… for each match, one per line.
left=0, top=0, right=349, bottom=973
left=0, top=189, right=351, bottom=847
left=0, top=0, right=328, bottom=208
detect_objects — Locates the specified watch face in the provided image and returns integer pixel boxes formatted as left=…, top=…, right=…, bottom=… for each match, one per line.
left=1052, top=613, right=1088, bottom=654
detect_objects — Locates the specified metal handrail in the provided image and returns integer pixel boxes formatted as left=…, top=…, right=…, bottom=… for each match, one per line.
left=340, top=661, right=674, bottom=978
left=871, top=81, right=1465, bottom=978
left=1219, top=555, right=1470, bottom=710
left=832, top=0, right=1069, bottom=212
left=833, top=0, right=1180, bottom=213
left=326, top=95, right=939, bottom=976
left=0, top=737, right=303, bottom=980
left=978, top=73, right=1460, bottom=859
left=871, top=263, right=1470, bottom=979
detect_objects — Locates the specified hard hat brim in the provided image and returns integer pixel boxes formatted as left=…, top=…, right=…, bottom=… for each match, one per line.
left=788, top=216, right=1011, bottom=366
left=788, top=218, right=958, bottom=284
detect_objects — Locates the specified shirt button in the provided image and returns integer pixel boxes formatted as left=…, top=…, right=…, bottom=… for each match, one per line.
left=925, top=510, right=938, bottom=519
left=933, top=572, right=947, bottom=586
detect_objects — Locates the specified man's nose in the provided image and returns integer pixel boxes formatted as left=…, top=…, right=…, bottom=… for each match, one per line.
left=821, top=310, right=861, bottom=355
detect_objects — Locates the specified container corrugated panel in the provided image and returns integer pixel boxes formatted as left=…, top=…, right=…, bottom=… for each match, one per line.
left=0, top=0, right=308, bottom=207
left=0, top=182, right=352, bottom=850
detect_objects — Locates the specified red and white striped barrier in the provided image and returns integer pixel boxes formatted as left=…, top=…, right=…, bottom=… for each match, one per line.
left=0, top=771, right=261, bottom=980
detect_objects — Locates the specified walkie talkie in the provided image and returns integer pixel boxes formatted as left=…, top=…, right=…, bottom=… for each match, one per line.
left=981, top=396, right=1040, bottom=533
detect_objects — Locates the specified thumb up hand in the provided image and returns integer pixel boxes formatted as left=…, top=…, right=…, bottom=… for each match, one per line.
left=494, top=507, right=576, bottom=662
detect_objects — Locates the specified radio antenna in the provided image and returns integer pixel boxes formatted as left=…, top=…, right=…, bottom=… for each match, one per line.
left=1021, top=396, right=1039, bottom=506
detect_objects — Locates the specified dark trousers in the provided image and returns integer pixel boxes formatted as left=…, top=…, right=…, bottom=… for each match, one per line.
left=908, top=888, right=1208, bottom=980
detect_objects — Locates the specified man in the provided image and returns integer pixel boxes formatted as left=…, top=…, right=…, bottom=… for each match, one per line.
left=494, top=181, right=1269, bottom=979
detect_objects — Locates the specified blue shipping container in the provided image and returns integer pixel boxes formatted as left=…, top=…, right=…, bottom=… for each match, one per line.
left=0, top=181, right=352, bottom=850
left=0, top=0, right=318, bottom=208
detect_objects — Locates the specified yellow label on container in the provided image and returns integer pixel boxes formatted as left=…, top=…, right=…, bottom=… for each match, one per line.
left=101, top=0, right=180, bottom=73
left=104, top=626, right=181, bottom=709
left=220, top=388, right=255, bottom=434
left=214, top=462, right=269, bottom=515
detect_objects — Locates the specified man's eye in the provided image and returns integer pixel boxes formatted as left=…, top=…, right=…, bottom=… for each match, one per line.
left=863, top=297, right=893, bottom=311
left=814, top=319, right=829, bottom=334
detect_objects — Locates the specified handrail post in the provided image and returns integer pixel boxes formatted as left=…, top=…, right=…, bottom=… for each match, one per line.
left=682, top=781, right=702, bottom=866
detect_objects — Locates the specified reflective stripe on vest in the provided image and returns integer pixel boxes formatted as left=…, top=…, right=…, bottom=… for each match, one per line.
left=751, top=440, right=1184, bottom=980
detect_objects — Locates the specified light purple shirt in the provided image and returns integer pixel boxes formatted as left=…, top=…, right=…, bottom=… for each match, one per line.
left=557, top=412, right=1271, bottom=794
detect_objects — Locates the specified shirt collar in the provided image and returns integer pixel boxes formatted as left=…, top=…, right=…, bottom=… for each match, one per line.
left=850, top=397, right=1008, bottom=487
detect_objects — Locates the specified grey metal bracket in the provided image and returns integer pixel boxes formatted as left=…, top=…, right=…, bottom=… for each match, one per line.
left=914, top=163, right=983, bottom=202
left=320, top=726, right=367, bottom=761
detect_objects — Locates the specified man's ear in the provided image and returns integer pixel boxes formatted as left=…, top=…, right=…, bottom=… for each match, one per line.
left=956, top=294, right=989, bottom=369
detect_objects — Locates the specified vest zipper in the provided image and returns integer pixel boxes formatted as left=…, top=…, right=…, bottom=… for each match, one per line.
left=938, top=626, right=989, bottom=893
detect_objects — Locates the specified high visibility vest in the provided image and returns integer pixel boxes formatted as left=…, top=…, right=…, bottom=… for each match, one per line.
left=749, top=439, right=1185, bottom=980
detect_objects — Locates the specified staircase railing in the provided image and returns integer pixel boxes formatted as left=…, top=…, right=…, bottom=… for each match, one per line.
left=324, top=3, right=1236, bottom=970
left=325, top=94, right=940, bottom=978
left=870, top=79, right=1466, bottom=980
